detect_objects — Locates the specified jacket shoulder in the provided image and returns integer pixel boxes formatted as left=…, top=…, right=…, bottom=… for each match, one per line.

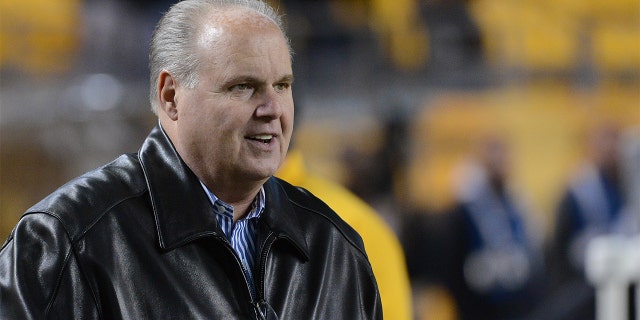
left=24, top=153, right=148, bottom=241
left=273, top=177, right=367, bottom=253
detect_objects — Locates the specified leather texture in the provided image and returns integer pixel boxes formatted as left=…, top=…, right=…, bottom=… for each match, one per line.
left=0, top=125, right=382, bottom=319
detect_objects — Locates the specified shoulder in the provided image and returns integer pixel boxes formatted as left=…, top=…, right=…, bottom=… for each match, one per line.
left=270, top=177, right=367, bottom=253
left=23, top=153, right=148, bottom=241
left=300, top=173, right=396, bottom=236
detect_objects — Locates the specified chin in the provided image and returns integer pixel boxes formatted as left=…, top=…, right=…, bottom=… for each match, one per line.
left=241, top=156, right=283, bottom=179
left=246, top=166, right=279, bottom=181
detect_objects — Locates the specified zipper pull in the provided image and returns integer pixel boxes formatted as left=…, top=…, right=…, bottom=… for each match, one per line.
left=254, top=299, right=279, bottom=320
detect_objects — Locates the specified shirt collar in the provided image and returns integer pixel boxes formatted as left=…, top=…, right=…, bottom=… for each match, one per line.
left=199, top=180, right=266, bottom=221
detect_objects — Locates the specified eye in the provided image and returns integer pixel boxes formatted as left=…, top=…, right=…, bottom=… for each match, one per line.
left=274, top=82, right=290, bottom=92
left=230, top=83, right=254, bottom=92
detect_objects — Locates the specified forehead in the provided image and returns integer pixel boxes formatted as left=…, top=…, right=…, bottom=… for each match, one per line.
left=197, top=7, right=286, bottom=52
left=195, top=8, right=291, bottom=75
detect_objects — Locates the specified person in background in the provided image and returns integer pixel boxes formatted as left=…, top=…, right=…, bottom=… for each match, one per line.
left=546, top=122, right=633, bottom=320
left=277, top=147, right=413, bottom=320
left=0, top=1, right=381, bottom=318
left=445, top=135, right=546, bottom=320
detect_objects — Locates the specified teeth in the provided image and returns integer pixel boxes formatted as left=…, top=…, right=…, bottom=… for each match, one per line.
left=248, top=134, right=273, bottom=144
left=251, top=134, right=273, bottom=140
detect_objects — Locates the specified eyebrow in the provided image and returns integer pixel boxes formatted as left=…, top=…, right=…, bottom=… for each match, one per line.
left=279, top=74, right=294, bottom=83
left=224, top=74, right=294, bottom=86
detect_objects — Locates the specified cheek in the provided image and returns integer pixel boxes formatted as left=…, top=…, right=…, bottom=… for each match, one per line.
left=283, top=104, right=295, bottom=131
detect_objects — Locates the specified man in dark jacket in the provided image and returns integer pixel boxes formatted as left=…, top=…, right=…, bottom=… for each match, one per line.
left=0, top=0, right=382, bottom=319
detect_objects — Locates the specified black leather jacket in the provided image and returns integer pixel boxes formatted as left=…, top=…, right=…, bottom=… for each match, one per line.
left=0, top=125, right=382, bottom=319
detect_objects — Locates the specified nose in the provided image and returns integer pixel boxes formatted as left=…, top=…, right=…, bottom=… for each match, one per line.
left=255, top=87, right=285, bottom=119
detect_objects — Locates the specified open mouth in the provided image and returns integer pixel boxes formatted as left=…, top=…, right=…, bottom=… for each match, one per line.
left=248, top=134, right=273, bottom=144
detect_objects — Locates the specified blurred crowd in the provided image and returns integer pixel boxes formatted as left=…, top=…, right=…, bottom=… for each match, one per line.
left=1, top=0, right=640, bottom=319
left=390, top=120, right=639, bottom=320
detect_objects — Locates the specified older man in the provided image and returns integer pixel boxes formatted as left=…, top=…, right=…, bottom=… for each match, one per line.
left=0, top=1, right=381, bottom=319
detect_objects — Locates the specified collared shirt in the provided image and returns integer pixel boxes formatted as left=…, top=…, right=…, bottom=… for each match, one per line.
left=200, top=181, right=265, bottom=298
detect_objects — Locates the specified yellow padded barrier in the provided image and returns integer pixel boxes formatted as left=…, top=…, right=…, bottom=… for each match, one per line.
left=0, top=0, right=80, bottom=74
left=468, top=0, right=639, bottom=72
left=469, top=0, right=580, bottom=70
left=592, top=22, right=640, bottom=73
left=369, top=0, right=429, bottom=70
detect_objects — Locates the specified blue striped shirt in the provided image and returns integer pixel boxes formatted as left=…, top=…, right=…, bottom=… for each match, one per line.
left=200, top=182, right=265, bottom=298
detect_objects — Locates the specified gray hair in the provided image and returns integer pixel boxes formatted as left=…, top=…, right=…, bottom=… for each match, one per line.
left=148, top=0, right=289, bottom=114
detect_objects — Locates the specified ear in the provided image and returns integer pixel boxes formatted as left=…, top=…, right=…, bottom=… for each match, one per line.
left=158, top=70, right=179, bottom=121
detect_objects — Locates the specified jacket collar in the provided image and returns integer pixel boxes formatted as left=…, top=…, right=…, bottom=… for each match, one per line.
left=138, top=125, right=309, bottom=259
left=261, top=178, right=310, bottom=261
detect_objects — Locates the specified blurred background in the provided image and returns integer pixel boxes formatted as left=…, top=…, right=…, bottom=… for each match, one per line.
left=1, top=0, right=639, bottom=319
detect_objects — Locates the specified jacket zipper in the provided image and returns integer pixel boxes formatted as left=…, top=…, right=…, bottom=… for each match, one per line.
left=212, top=234, right=255, bottom=301
left=253, top=232, right=278, bottom=319
left=214, top=232, right=279, bottom=319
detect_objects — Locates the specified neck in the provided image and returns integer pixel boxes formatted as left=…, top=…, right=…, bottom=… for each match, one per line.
left=208, top=180, right=264, bottom=221
left=160, top=118, right=266, bottom=221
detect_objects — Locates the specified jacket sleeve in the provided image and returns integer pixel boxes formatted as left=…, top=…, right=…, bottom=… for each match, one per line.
left=0, top=213, right=97, bottom=319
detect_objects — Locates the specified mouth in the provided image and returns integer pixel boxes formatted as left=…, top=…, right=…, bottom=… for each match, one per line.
left=247, top=134, right=274, bottom=144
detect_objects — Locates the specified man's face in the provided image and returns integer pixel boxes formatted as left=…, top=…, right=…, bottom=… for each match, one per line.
left=171, top=12, right=294, bottom=188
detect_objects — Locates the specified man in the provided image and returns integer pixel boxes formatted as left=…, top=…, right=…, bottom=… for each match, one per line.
left=444, top=136, right=545, bottom=320
left=546, top=123, right=631, bottom=320
left=0, top=0, right=382, bottom=319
